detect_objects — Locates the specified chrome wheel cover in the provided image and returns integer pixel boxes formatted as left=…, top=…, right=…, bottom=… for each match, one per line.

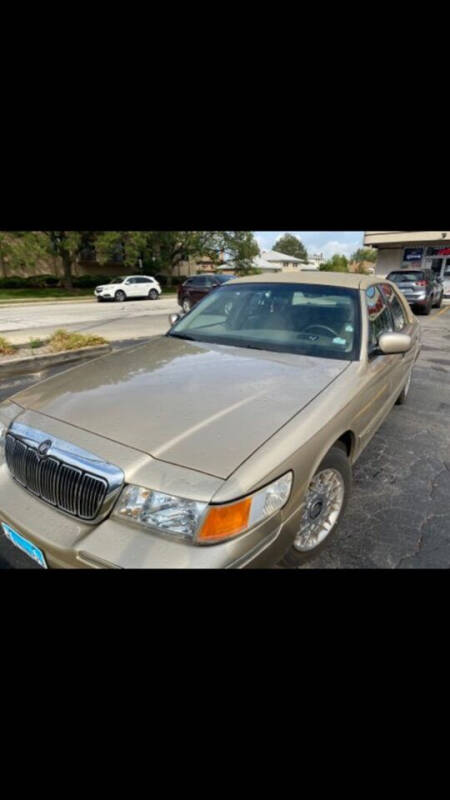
left=182, top=300, right=190, bottom=312
left=294, top=468, right=345, bottom=552
left=404, top=370, right=412, bottom=397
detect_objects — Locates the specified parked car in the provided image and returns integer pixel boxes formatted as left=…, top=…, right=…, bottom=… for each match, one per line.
left=0, top=273, right=420, bottom=569
left=386, top=268, right=443, bottom=314
left=443, top=266, right=450, bottom=298
left=177, top=273, right=234, bottom=312
left=95, top=275, right=162, bottom=302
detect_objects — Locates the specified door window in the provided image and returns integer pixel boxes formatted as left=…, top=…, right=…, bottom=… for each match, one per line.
left=380, top=284, right=407, bottom=331
left=366, top=286, right=394, bottom=352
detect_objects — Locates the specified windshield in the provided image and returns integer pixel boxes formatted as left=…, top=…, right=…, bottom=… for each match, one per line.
left=168, top=283, right=360, bottom=361
left=215, top=274, right=234, bottom=283
left=109, top=276, right=127, bottom=284
left=388, top=272, right=425, bottom=283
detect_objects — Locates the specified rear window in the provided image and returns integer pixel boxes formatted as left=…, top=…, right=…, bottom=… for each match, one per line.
left=388, top=271, right=425, bottom=283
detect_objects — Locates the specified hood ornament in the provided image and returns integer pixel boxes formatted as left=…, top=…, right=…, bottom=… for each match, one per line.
left=38, top=439, right=52, bottom=456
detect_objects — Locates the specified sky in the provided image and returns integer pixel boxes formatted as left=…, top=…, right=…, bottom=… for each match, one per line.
left=254, top=231, right=364, bottom=260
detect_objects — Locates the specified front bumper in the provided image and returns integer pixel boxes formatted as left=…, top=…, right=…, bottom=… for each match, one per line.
left=0, top=466, right=302, bottom=569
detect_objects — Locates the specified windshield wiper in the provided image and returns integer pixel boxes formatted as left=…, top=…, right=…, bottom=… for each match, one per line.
left=168, top=332, right=198, bottom=341
left=234, top=342, right=270, bottom=350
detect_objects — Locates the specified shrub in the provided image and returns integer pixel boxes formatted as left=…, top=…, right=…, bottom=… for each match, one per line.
left=0, top=276, right=29, bottom=289
left=0, top=274, right=61, bottom=289
left=24, top=274, right=60, bottom=288
left=47, top=329, right=107, bottom=353
left=73, top=275, right=112, bottom=288
left=0, top=336, right=15, bottom=355
left=153, top=274, right=184, bottom=287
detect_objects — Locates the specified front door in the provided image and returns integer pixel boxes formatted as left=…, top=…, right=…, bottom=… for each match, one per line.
left=354, top=286, right=404, bottom=455
left=124, top=278, right=140, bottom=297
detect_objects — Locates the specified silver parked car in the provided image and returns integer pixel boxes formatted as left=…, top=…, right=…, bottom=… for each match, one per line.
left=0, top=273, right=420, bottom=568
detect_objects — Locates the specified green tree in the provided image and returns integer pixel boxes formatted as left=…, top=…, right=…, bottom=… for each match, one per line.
left=43, top=232, right=89, bottom=289
left=351, top=247, right=377, bottom=263
left=95, top=231, right=260, bottom=286
left=320, top=254, right=349, bottom=272
left=221, top=231, right=260, bottom=274
left=96, top=231, right=222, bottom=287
left=95, top=231, right=149, bottom=273
left=272, top=233, right=308, bottom=262
left=0, top=232, right=50, bottom=278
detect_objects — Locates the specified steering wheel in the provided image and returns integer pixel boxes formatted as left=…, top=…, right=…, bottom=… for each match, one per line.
left=301, top=324, right=339, bottom=338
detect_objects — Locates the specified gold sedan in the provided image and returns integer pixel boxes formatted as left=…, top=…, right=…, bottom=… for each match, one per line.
left=0, top=273, right=420, bottom=568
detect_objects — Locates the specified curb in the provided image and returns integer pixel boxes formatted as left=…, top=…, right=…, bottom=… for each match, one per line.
left=0, top=297, right=95, bottom=307
left=0, top=344, right=112, bottom=378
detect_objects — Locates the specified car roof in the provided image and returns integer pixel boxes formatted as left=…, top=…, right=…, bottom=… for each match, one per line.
left=225, top=271, right=383, bottom=291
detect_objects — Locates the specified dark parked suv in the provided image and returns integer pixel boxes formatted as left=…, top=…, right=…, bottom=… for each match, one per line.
left=386, top=268, right=443, bottom=315
left=177, top=273, right=234, bottom=312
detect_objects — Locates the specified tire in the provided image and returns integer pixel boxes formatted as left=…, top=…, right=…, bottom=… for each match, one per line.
left=115, top=290, right=126, bottom=302
left=434, top=292, right=443, bottom=309
left=279, top=444, right=352, bottom=567
left=396, top=367, right=413, bottom=405
left=182, top=298, right=191, bottom=313
left=96, top=297, right=104, bottom=302
left=148, top=289, right=158, bottom=300
left=423, top=297, right=432, bottom=315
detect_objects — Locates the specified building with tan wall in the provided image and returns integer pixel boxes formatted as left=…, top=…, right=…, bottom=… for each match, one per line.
left=364, top=231, right=450, bottom=279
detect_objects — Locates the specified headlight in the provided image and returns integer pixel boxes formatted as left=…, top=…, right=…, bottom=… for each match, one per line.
left=113, top=472, right=293, bottom=544
left=115, top=486, right=207, bottom=540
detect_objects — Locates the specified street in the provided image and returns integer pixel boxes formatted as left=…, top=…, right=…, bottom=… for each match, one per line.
left=1, top=303, right=449, bottom=569
left=0, top=296, right=180, bottom=345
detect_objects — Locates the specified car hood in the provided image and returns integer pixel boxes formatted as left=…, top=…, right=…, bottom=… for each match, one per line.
left=11, top=337, right=350, bottom=479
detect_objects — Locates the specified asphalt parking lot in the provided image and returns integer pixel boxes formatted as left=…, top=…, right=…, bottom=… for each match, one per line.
left=1, top=304, right=449, bottom=569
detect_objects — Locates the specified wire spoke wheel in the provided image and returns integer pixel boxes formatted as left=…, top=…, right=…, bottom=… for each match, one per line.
left=294, top=468, right=345, bottom=552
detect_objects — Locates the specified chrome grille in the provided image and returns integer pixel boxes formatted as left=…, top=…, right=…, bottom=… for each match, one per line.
left=4, top=427, right=122, bottom=521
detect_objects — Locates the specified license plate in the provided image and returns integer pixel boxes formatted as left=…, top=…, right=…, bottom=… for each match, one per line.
left=1, top=522, right=48, bottom=568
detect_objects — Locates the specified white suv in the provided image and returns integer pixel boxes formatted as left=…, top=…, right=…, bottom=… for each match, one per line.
left=95, top=275, right=162, bottom=302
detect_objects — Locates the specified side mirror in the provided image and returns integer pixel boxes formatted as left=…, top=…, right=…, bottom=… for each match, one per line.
left=378, top=332, right=412, bottom=355
left=168, top=313, right=181, bottom=326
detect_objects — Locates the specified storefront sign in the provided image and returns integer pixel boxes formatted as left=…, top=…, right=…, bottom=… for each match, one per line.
left=426, top=246, right=450, bottom=256
left=403, top=248, right=423, bottom=262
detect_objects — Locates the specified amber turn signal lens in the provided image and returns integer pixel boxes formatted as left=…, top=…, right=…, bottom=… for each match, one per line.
left=197, top=497, right=252, bottom=542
